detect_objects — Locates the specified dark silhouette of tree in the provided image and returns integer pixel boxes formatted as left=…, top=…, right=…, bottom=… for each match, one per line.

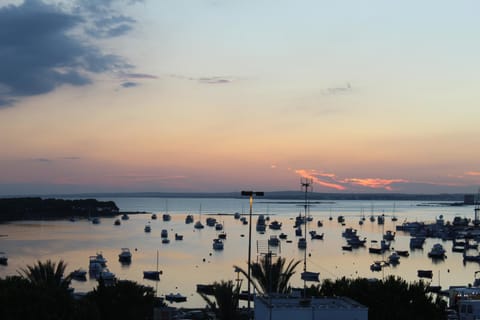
left=307, top=276, right=447, bottom=320
left=87, top=279, right=156, bottom=320
left=234, top=254, right=301, bottom=294
left=0, top=259, right=77, bottom=320
left=198, top=280, right=242, bottom=320
left=19, top=259, right=71, bottom=289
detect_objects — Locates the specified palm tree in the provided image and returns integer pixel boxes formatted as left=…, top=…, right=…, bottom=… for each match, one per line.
left=234, top=254, right=301, bottom=295
left=198, top=280, right=242, bottom=320
left=19, top=259, right=71, bottom=289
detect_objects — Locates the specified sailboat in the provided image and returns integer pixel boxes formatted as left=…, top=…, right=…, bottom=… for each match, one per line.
left=143, top=250, right=160, bottom=281
left=391, top=202, right=398, bottom=222
left=194, top=204, right=204, bottom=229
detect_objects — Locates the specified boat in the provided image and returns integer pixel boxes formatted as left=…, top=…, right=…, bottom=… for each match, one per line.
left=428, top=243, right=446, bottom=259
left=279, top=233, right=288, bottom=240
left=194, top=220, right=204, bottom=229
left=218, top=231, right=227, bottom=239
left=92, top=252, right=107, bottom=267
left=162, top=238, right=170, bottom=244
left=388, top=251, right=401, bottom=264
left=337, top=216, right=345, bottom=223
left=206, top=217, right=217, bottom=227
left=417, top=270, right=433, bottom=279
left=175, top=233, right=183, bottom=240
left=151, top=213, right=157, bottom=220
left=162, top=213, right=171, bottom=221
left=369, top=240, right=389, bottom=254
left=269, top=220, right=282, bottom=230
left=215, top=222, right=223, bottom=231
left=377, top=214, right=385, bottom=225
left=309, top=230, right=324, bottom=240
left=342, top=227, right=357, bottom=238
left=234, top=212, right=241, bottom=219
left=114, top=219, right=121, bottom=226
left=165, top=293, right=187, bottom=303
left=196, top=284, right=215, bottom=295
left=161, top=229, right=168, bottom=238
left=240, top=216, right=248, bottom=225
left=409, top=236, right=425, bottom=249
left=0, top=252, right=8, bottom=265
left=383, top=230, right=396, bottom=241
left=370, top=215, right=375, bottom=222
left=396, top=250, right=410, bottom=257
left=295, top=226, right=302, bottom=237
left=347, top=236, right=367, bottom=247
left=256, top=214, right=266, bottom=232
left=268, top=235, right=280, bottom=247
left=185, top=214, right=194, bottom=224
left=143, top=251, right=161, bottom=281
left=144, top=224, right=151, bottom=233
left=118, top=248, right=132, bottom=263
left=301, top=271, right=320, bottom=282
left=342, top=245, right=353, bottom=251
left=97, top=268, right=116, bottom=282
left=91, top=217, right=100, bottom=224
left=212, top=238, right=224, bottom=250
left=70, top=268, right=87, bottom=281
left=121, top=213, right=129, bottom=220
left=317, top=220, right=323, bottom=227
left=370, top=261, right=383, bottom=272
left=297, top=237, right=307, bottom=249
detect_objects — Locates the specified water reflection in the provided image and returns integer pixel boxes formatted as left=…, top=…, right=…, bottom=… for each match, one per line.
left=0, top=198, right=478, bottom=307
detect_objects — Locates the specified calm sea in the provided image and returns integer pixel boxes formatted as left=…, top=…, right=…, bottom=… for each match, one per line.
left=0, top=197, right=477, bottom=308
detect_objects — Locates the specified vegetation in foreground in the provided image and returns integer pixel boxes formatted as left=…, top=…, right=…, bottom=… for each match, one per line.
left=0, top=258, right=448, bottom=319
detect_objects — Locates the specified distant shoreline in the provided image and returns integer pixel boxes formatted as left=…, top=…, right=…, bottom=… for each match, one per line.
left=1, top=191, right=474, bottom=202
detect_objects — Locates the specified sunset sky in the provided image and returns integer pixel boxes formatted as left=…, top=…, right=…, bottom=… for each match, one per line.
left=1, top=0, right=480, bottom=195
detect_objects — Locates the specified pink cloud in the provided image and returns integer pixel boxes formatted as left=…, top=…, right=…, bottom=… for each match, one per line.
left=295, top=169, right=346, bottom=191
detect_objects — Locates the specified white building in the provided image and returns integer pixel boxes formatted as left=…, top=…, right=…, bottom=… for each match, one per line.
left=254, top=295, right=368, bottom=320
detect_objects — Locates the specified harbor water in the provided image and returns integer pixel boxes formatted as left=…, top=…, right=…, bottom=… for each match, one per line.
left=0, top=197, right=478, bottom=308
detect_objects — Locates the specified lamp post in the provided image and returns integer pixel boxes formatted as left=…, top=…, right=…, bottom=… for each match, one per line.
left=241, top=190, right=264, bottom=312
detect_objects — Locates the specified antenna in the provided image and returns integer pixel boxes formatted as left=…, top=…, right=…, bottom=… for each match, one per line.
left=301, top=178, right=312, bottom=299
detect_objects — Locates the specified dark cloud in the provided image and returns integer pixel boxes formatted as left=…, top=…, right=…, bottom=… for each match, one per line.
left=198, top=77, right=231, bottom=84
left=124, top=73, right=158, bottom=79
left=0, top=0, right=140, bottom=107
left=121, top=81, right=138, bottom=88
left=169, top=74, right=234, bottom=84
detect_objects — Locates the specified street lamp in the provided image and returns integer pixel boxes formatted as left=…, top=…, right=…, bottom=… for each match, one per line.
left=241, top=190, right=264, bottom=312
